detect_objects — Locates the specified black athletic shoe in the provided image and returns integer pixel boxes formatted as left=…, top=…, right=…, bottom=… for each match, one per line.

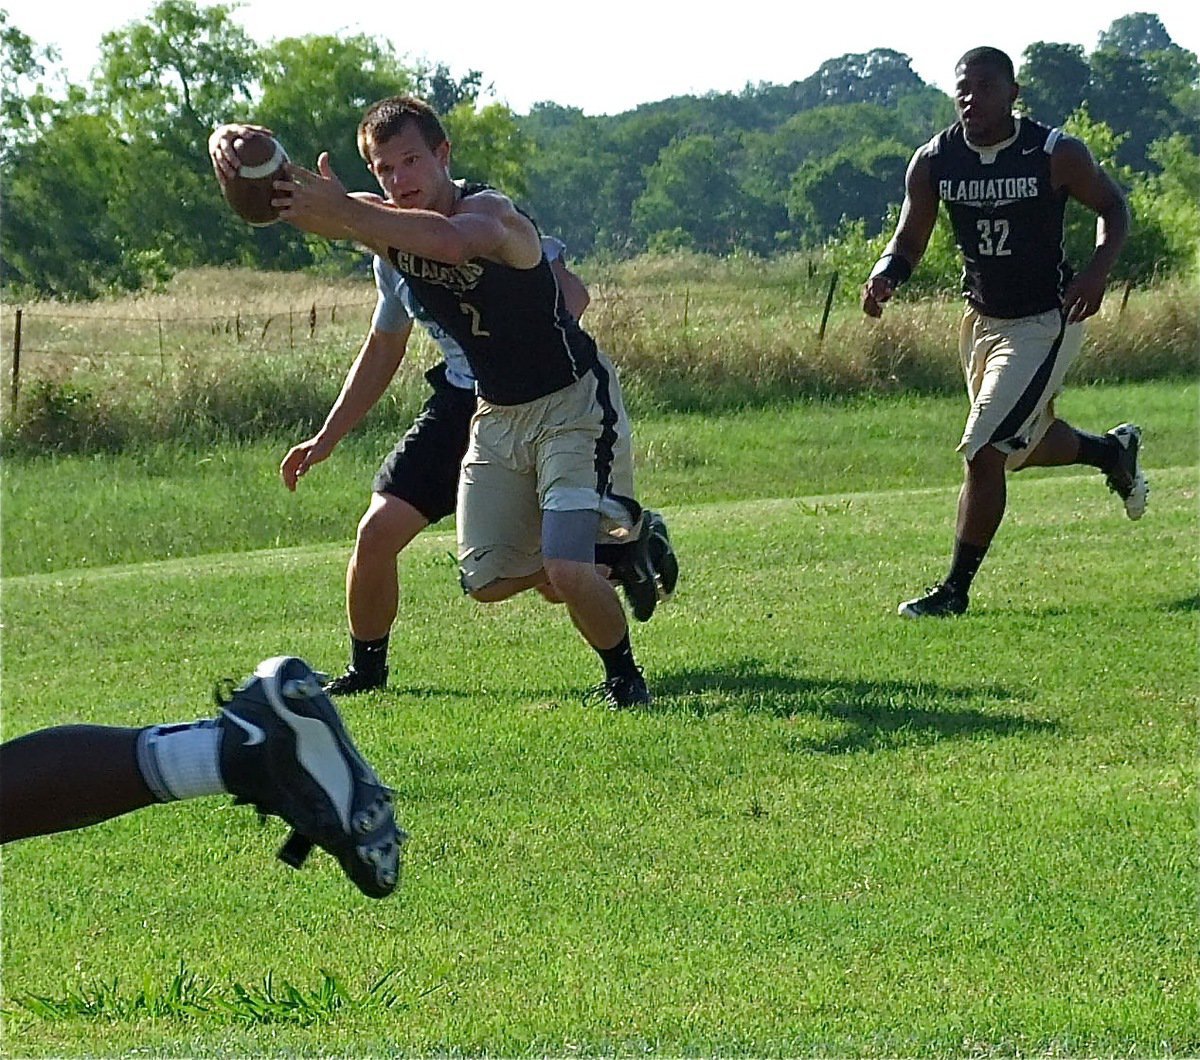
left=583, top=669, right=653, bottom=709
left=897, top=583, right=968, bottom=618
left=323, top=665, right=388, bottom=696
left=644, top=510, right=679, bottom=601
left=1104, top=423, right=1148, bottom=520
left=612, top=510, right=678, bottom=622
left=217, top=656, right=405, bottom=898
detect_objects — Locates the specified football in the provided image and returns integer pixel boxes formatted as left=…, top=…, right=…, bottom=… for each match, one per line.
left=219, top=130, right=288, bottom=227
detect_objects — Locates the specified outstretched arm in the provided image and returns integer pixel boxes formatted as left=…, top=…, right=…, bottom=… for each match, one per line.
left=276, top=155, right=540, bottom=268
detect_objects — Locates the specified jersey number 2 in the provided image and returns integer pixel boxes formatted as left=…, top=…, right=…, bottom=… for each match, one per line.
left=459, top=302, right=491, bottom=337
left=976, top=218, right=1011, bottom=257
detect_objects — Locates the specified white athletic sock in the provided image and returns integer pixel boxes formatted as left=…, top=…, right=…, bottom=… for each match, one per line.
left=135, top=723, right=226, bottom=802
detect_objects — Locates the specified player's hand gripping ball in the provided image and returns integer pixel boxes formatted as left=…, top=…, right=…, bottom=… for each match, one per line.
left=218, top=130, right=289, bottom=226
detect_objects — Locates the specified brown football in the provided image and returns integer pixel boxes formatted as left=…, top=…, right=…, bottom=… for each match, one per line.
left=220, top=130, right=288, bottom=227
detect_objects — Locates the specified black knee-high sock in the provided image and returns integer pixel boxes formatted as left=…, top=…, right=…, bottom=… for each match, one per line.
left=945, top=539, right=988, bottom=594
left=351, top=635, right=389, bottom=675
left=596, top=632, right=639, bottom=681
left=1074, top=430, right=1119, bottom=473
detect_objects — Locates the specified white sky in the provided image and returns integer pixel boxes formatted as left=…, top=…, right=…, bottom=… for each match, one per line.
left=6, top=0, right=1199, bottom=116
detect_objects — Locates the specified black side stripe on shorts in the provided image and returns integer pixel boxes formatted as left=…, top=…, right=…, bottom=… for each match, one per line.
left=987, top=312, right=1068, bottom=450
left=588, top=358, right=619, bottom=496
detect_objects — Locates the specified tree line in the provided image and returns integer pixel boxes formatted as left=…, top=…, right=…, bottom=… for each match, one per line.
left=2, top=3, right=1197, bottom=299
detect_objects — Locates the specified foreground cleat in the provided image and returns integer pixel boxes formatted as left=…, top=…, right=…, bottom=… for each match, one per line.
left=323, top=665, right=388, bottom=697
left=217, top=656, right=406, bottom=898
left=583, top=669, right=653, bottom=709
left=1104, top=423, right=1148, bottom=520
left=612, top=509, right=679, bottom=622
left=898, top=583, right=968, bottom=618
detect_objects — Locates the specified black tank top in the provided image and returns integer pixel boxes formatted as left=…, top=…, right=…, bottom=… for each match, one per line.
left=387, top=184, right=599, bottom=405
left=927, top=117, right=1072, bottom=318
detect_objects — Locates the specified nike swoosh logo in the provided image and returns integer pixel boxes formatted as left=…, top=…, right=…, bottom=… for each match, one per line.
left=221, top=708, right=265, bottom=745
left=1022, top=146, right=1040, bottom=155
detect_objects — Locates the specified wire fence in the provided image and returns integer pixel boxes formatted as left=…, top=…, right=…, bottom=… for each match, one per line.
left=2, top=275, right=843, bottom=408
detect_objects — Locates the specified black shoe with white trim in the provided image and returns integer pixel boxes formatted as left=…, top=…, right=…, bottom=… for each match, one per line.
left=897, top=583, right=968, bottom=618
left=611, top=510, right=679, bottom=622
left=1104, top=423, right=1148, bottom=520
left=217, top=656, right=405, bottom=898
left=323, top=665, right=388, bottom=696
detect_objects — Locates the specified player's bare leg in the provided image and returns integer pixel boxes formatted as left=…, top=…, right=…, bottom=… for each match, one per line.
left=347, top=494, right=428, bottom=639
left=544, top=558, right=628, bottom=649
left=900, top=444, right=1006, bottom=618
left=1018, top=417, right=1148, bottom=519
left=327, top=493, right=428, bottom=695
left=956, top=444, right=1008, bottom=548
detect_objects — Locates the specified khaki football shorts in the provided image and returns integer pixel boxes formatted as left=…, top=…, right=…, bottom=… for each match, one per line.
left=957, top=305, right=1083, bottom=470
left=457, top=352, right=638, bottom=592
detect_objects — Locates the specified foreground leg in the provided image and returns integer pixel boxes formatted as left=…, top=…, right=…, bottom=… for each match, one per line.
left=0, top=726, right=155, bottom=841
left=2, top=658, right=406, bottom=898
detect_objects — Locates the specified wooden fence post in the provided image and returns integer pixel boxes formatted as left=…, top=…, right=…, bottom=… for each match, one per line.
left=309, top=302, right=317, bottom=339
left=1119, top=279, right=1133, bottom=317
left=10, top=307, right=22, bottom=409
left=157, top=312, right=165, bottom=381
left=818, top=271, right=839, bottom=343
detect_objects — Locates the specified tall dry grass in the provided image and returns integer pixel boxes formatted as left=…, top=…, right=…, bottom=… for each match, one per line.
left=1, top=262, right=1195, bottom=452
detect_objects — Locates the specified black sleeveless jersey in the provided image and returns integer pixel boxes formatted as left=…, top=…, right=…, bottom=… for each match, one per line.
left=926, top=117, right=1072, bottom=318
left=386, top=184, right=599, bottom=405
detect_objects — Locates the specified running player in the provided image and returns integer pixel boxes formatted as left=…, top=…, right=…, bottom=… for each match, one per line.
left=862, top=46, right=1147, bottom=618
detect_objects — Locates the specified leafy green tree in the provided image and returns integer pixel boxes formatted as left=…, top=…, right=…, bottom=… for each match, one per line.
left=520, top=105, right=612, bottom=254
left=443, top=101, right=529, bottom=199
left=415, top=61, right=486, bottom=114
left=256, top=34, right=417, bottom=193
left=632, top=134, right=747, bottom=254
left=1088, top=47, right=1173, bottom=169
left=1125, top=133, right=1200, bottom=279
left=1097, top=12, right=1175, bottom=56
left=1017, top=42, right=1090, bottom=124
left=1086, top=16, right=1199, bottom=170
left=802, top=49, right=925, bottom=106
left=787, top=139, right=910, bottom=244
left=0, top=10, right=66, bottom=156
left=93, top=0, right=258, bottom=152
left=744, top=104, right=905, bottom=188
left=1, top=113, right=169, bottom=297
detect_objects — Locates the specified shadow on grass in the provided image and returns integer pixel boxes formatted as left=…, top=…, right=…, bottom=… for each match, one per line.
left=648, top=658, right=1053, bottom=754
left=1163, top=593, right=1200, bottom=613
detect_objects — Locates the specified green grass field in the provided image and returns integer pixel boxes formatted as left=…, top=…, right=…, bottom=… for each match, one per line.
left=1, top=382, right=1196, bottom=1057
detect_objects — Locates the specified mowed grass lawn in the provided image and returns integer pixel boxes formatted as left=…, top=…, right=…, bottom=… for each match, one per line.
left=1, top=382, right=1196, bottom=1057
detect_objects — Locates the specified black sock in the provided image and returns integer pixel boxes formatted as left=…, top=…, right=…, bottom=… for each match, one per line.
left=351, top=635, right=389, bottom=676
left=945, top=539, right=988, bottom=595
left=596, top=631, right=639, bottom=682
left=1075, top=430, right=1118, bottom=473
